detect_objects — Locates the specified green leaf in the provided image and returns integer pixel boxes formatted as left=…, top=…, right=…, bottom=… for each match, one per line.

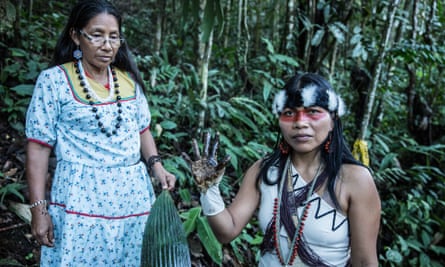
left=200, top=0, right=223, bottom=42
left=178, top=188, right=192, bottom=206
left=385, top=248, right=403, bottom=263
left=269, top=54, right=300, bottom=67
left=181, top=207, right=201, bottom=236
left=226, top=106, right=258, bottom=130
left=10, top=84, right=35, bottom=96
left=328, top=22, right=345, bottom=43
left=406, top=239, right=423, bottom=252
left=379, top=153, right=397, bottom=170
left=0, top=183, right=26, bottom=204
left=160, top=120, right=177, bottom=130
left=262, top=38, right=275, bottom=54
left=430, top=244, right=445, bottom=255
left=9, top=48, right=27, bottom=57
left=421, top=230, right=431, bottom=247
left=419, top=252, right=431, bottom=266
left=141, top=190, right=191, bottom=267
left=352, top=43, right=363, bottom=58
left=350, top=33, right=362, bottom=45
left=197, top=216, right=222, bottom=265
left=262, top=80, right=272, bottom=102
left=397, top=235, right=408, bottom=252
left=230, top=97, right=270, bottom=125
left=311, top=28, right=325, bottom=46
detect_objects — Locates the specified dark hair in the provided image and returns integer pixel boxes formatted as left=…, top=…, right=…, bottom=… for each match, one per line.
left=258, top=72, right=363, bottom=208
left=50, top=0, right=146, bottom=91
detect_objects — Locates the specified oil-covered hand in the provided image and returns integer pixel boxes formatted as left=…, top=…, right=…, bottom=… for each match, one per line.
left=182, top=132, right=231, bottom=192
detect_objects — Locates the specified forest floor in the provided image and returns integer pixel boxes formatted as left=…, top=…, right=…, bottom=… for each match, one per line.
left=0, top=120, right=40, bottom=266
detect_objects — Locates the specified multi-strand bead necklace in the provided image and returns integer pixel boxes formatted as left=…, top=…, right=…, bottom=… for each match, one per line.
left=272, top=158, right=322, bottom=266
left=74, top=59, right=122, bottom=137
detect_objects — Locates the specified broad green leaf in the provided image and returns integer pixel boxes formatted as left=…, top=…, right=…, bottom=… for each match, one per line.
left=419, top=252, right=431, bottom=266
left=270, top=54, right=300, bottom=67
left=430, top=244, right=445, bottom=255
left=0, top=183, right=26, bottom=204
left=421, top=230, right=431, bottom=247
left=9, top=48, right=27, bottom=57
left=397, top=235, right=408, bottom=252
left=181, top=207, right=201, bottom=236
left=160, top=120, right=177, bottom=130
left=311, top=29, right=325, bottom=46
left=178, top=188, right=192, bottom=206
left=352, top=43, right=363, bottom=58
left=406, top=239, right=423, bottom=252
left=10, top=84, right=34, bottom=97
left=385, top=248, right=402, bottom=263
left=262, top=38, right=275, bottom=54
left=197, top=216, right=222, bottom=265
left=141, top=190, right=191, bottom=267
left=263, top=80, right=272, bottom=102
left=328, top=23, right=345, bottom=43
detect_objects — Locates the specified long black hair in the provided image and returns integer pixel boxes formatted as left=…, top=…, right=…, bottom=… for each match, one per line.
left=50, top=0, right=146, bottom=91
left=257, top=72, right=362, bottom=208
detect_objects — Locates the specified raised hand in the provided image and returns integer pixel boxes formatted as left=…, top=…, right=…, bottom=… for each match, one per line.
left=182, top=132, right=231, bottom=192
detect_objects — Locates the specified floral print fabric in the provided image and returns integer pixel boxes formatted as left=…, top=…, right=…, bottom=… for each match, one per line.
left=25, top=63, right=156, bottom=266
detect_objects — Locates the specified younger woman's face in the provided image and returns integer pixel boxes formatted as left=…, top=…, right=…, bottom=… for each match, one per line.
left=279, top=106, right=334, bottom=154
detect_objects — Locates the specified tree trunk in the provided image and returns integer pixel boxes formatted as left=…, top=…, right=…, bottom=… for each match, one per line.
left=285, top=0, right=295, bottom=51
left=197, top=0, right=215, bottom=130
left=236, top=0, right=249, bottom=90
left=150, top=1, right=164, bottom=88
left=358, top=0, right=401, bottom=140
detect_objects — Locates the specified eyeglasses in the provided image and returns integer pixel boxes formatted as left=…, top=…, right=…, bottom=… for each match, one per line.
left=79, top=30, right=124, bottom=48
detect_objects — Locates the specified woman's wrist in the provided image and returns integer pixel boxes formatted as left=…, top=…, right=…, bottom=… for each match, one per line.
left=29, top=199, right=49, bottom=216
left=146, top=155, right=162, bottom=174
left=200, top=184, right=225, bottom=216
left=30, top=199, right=47, bottom=209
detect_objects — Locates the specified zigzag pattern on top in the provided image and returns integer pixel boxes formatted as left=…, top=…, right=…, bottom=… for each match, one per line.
left=290, top=172, right=347, bottom=232
left=306, top=196, right=348, bottom=231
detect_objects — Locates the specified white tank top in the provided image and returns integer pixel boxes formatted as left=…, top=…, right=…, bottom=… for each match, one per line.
left=257, top=164, right=350, bottom=266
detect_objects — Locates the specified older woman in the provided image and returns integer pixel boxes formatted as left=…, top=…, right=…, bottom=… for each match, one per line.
left=25, top=0, right=175, bottom=265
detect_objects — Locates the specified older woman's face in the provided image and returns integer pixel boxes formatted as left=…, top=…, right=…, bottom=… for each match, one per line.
left=71, top=13, right=120, bottom=73
left=279, top=106, right=333, bottom=154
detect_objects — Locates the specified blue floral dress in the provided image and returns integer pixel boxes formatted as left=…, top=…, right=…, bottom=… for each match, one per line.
left=25, top=62, right=156, bottom=266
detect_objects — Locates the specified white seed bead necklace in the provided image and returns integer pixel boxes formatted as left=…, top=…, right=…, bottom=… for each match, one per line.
left=77, top=59, right=116, bottom=102
left=74, top=60, right=123, bottom=137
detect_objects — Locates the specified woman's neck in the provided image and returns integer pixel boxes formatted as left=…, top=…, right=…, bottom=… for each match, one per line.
left=82, top=62, right=109, bottom=85
left=290, top=151, right=322, bottom=182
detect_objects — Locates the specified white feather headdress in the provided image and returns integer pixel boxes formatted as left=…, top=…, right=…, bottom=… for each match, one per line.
left=272, top=85, right=346, bottom=117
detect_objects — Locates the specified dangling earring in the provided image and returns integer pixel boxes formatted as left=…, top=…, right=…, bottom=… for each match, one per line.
left=279, top=141, right=289, bottom=155
left=73, top=46, right=83, bottom=60
left=324, top=132, right=332, bottom=153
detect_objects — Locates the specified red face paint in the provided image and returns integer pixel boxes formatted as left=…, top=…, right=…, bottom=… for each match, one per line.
left=279, top=107, right=328, bottom=122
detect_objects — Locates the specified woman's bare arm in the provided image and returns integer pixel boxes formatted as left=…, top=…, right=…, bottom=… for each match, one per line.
left=344, top=165, right=381, bottom=266
left=207, top=160, right=262, bottom=244
left=26, top=141, right=54, bottom=247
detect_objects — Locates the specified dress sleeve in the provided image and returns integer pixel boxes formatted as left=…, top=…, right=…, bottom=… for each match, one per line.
left=136, top=84, right=151, bottom=133
left=25, top=69, right=60, bottom=147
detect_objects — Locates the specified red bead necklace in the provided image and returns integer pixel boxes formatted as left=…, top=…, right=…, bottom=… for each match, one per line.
left=272, top=158, right=321, bottom=266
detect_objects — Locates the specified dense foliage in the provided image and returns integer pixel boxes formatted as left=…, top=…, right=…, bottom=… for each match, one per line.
left=1, top=0, right=444, bottom=266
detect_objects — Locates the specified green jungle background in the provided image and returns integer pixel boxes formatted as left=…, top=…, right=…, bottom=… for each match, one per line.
left=1, top=0, right=444, bottom=266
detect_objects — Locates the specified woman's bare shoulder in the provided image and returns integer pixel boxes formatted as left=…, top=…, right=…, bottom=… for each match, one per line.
left=242, top=159, right=264, bottom=183
left=339, top=163, right=379, bottom=202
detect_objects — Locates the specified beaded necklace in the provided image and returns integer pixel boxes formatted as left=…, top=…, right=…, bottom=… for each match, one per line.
left=272, top=157, right=322, bottom=266
left=74, top=60, right=122, bottom=137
